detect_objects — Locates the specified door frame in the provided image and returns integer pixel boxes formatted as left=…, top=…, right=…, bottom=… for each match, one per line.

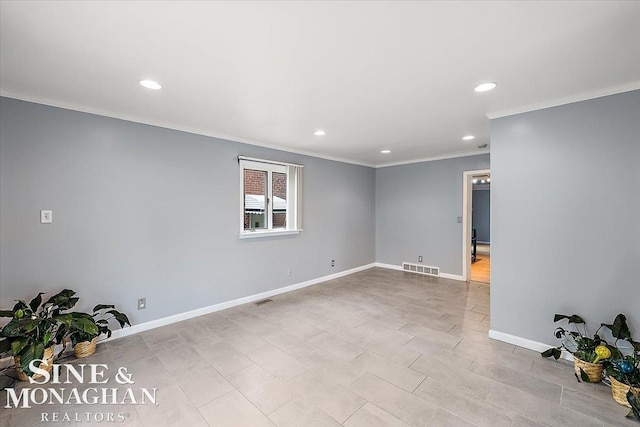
left=462, top=168, right=491, bottom=281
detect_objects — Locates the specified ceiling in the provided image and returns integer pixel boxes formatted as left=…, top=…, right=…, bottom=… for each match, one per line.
left=1, top=1, right=639, bottom=167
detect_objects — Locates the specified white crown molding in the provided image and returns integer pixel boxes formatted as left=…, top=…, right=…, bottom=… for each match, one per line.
left=1, top=92, right=491, bottom=169
left=1, top=92, right=493, bottom=169
left=4, top=83, right=639, bottom=168
left=375, top=150, right=490, bottom=169
left=0, top=91, right=376, bottom=168
left=486, top=81, right=640, bottom=119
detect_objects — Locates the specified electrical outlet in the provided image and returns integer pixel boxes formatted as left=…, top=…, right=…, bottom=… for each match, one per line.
left=287, top=268, right=292, bottom=276
left=40, top=210, right=53, bottom=224
left=418, top=256, right=423, bottom=263
left=457, top=216, right=463, bottom=223
left=331, top=259, right=335, bottom=267
left=138, top=297, right=146, bottom=310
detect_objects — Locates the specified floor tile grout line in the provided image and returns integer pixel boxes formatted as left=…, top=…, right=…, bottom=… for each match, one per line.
left=439, top=408, right=482, bottom=427
left=484, top=380, right=614, bottom=427
left=63, top=269, right=628, bottom=427
left=193, top=387, right=238, bottom=426
left=225, top=378, right=284, bottom=422
left=411, top=373, right=429, bottom=394
left=339, top=400, right=368, bottom=426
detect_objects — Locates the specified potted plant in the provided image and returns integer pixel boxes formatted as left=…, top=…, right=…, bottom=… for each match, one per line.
left=628, top=388, right=640, bottom=423
left=64, top=304, right=131, bottom=358
left=601, top=314, right=640, bottom=408
left=541, top=314, right=612, bottom=382
left=0, top=289, right=78, bottom=380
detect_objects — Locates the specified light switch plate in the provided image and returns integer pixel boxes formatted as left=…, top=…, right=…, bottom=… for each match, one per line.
left=41, top=210, right=53, bottom=223
left=457, top=216, right=462, bottom=223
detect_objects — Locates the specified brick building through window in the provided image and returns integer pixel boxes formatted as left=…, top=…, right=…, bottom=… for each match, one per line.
left=243, top=169, right=287, bottom=229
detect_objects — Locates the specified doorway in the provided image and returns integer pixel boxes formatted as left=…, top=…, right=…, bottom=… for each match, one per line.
left=462, top=169, right=491, bottom=283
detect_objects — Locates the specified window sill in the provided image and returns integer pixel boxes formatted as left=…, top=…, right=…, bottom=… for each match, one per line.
left=239, top=229, right=301, bottom=239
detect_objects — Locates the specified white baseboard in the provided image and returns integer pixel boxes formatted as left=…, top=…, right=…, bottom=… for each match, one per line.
left=488, top=329, right=574, bottom=362
left=101, top=262, right=376, bottom=343
left=374, top=262, right=404, bottom=271
left=439, top=273, right=465, bottom=281
left=374, top=262, right=466, bottom=282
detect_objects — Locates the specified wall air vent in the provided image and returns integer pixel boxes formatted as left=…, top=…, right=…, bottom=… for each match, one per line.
left=402, top=262, right=440, bottom=277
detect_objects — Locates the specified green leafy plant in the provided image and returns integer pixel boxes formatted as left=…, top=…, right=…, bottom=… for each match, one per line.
left=601, top=314, right=640, bottom=388
left=541, top=314, right=612, bottom=363
left=0, top=289, right=79, bottom=376
left=63, top=304, right=131, bottom=346
left=627, top=389, right=640, bottom=423
left=628, top=388, right=640, bottom=422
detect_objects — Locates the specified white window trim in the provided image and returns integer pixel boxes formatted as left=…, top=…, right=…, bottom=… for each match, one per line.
left=239, top=158, right=302, bottom=238
left=238, top=229, right=300, bottom=239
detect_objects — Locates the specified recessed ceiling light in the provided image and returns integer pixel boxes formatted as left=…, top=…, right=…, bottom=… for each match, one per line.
left=474, top=82, right=497, bottom=92
left=462, top=135, right=475, bottom=141
left=139, top=79, right=162, bottom=90
left=381, top=150, right=391, bottom=154
left=314, top=130, right=326, bottom=136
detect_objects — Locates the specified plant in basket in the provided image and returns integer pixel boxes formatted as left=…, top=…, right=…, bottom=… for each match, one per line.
left=0, top=290, right=78, bottom=380
left=600, top=314, right=640, bottom=409
left=63, top=304, right=131, bottom=358
left=628, top=388, right=640, bottom=423
left=541, top=314, right=613, bottom=383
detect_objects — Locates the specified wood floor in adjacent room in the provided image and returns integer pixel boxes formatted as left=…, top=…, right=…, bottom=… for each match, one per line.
left=1, top=268, right=632, bottom=426
left=471, top=244, right=491, bottom=283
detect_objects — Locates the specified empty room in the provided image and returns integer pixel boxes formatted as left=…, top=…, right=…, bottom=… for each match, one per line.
left=1, top=1, right=639, bottom=426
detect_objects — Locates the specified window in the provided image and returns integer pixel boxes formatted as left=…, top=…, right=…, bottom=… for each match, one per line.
left=239, top=156, right=302, bottom=238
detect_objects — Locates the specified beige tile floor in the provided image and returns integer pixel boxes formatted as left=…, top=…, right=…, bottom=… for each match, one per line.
left=1, top=268, right=634, bottom=426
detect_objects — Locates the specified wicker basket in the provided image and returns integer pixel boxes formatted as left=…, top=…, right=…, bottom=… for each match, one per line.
left=74, top=337, right=97, bottom=358
left=14, top=345, right=55, bottom=382
left=573, top=357, right=603, bottom=383
left=610, top=375, right=639, bottom=408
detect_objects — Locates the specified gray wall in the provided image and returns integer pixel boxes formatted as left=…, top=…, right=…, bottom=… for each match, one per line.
left=375, top=154, right=490, bottom=275
left=472, top=189, right=490, bottom=243
left=491, top=90, right=640, bottom=344
left=0, top=97, right=376, bottom=324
